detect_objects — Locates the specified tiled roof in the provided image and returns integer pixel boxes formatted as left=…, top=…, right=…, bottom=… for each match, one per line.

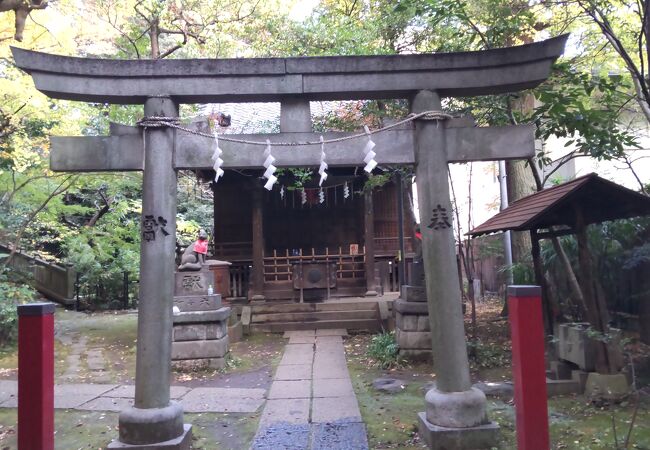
left=469, top=173, right=650, bottom=236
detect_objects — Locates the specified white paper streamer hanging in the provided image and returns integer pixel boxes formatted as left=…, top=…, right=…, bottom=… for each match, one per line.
left=318, top=135, right=328, bottom=186
left=280, top=185, right=285, bottom=199
left=343, top=182, right=350, bottom=199
left=211, top=132, right=225, bottom=182
left=319, top=187, right=325, bottom=204
left=362, top=125, right=377, bottom=173
left=301, top=188, right=307, bottom=205
left=262, top=139, right=277, bottom=190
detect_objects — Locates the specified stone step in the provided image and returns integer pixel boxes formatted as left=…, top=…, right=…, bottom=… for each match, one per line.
left=251, top=301, right=381, bottom=314
left=251, top=318, right=383, bottom=333
left=252, top=309, right=378, bottom=324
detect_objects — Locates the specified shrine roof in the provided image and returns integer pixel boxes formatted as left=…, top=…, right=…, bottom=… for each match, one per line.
left=11, top=35, right=568, bottom=104
left=468, top=173, right=650, bottom=236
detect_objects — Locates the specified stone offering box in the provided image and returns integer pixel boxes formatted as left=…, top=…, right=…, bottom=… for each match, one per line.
left=556, top=322, right=624, bottom=372
left=172, top=269, right=231, bottom=371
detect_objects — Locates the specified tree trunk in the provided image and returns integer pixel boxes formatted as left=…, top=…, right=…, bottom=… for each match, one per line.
left=506, top=160, right=535, bottom=270
left=150, top=18, right=160, bottom=59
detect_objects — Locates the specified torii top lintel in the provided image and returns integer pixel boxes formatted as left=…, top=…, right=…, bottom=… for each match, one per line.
left=11, top=35, right=567, bottom=105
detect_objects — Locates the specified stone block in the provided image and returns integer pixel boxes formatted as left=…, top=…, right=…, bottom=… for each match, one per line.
left=174, top=324, right=207, bottom=342
left=398, top=314, right=418, bottom=331
left=549, top=360, right=574, bottom=380
left=313, top=377, right=355, bottom=398
left=394, top=299, right=428, bottom=315
left=556, top=323, right=624, bottom=372
left=398, top=349, right=432, bottom=363
left=417, top=315, right=430, bottom=331
left=400, top=285, right=427, bottom=302
left=174, top=270, right=214, bottom=296
left=172, top=358, right=226, bottom=371
left=396, top=329, right=431, bottom=350
left=173, top=294, right=221, bottom=312
left=228, top=320, right=243, bottom=343
left=546, top=378, right=581, bottom=397
left=584, top=372, right=629, bottom=401
left=418, top=412, right=499, bottom=450
left=171, top=336, right=229, bottom=360
left=172, top=307, right=231, bottom=325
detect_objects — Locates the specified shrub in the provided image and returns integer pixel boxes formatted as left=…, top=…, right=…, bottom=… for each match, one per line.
left=0, top=266, right=37, bottom=346
left=367, top=331, right=403, bottom=369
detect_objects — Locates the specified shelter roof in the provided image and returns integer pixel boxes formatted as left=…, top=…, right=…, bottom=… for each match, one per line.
left=468, top=173, right=650, bottom=236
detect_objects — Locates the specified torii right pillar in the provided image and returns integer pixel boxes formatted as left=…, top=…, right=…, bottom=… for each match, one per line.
left=413, top=90, right=499, bottom=449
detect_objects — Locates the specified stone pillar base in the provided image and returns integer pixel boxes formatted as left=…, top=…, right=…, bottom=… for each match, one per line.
left=112, top=402, right=188, bottom=448
left=365, top=290, right=378, bottom=297
left=418, top=412, right=499, bottom=450
left=108, top=424, right=192, bottom=449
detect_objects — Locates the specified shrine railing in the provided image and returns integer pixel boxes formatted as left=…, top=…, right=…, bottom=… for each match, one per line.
left=263, top=247, right=366, bottom=283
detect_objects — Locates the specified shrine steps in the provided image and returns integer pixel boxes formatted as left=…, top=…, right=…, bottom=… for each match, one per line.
left=247, top=300, right=392, bottom=333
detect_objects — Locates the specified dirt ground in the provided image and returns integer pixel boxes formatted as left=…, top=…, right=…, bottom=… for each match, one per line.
left=344, top=297, right=650, bottom=450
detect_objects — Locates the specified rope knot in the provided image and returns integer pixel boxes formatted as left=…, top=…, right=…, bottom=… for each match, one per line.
left=137, top=116, right=181, bottom=128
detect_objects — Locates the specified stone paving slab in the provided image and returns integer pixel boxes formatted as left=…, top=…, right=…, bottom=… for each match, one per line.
left=104, top=384, right=191, bottom=399
left=315, top=335, right=345, bottom=343
left=274, top=364, right=312, bottom=381
left=284, top=343, right=315, bottom=353
left=312, top=396, right=362, bottom=423
left=288, top=335, right=317, bottom=344
left=260, top=398, right=310, bottom=426
left=313, top=377, right=355, bottom=398
left=180, top=386, right=266, bottom=413
left=268, top=380, right=311, bottom=399
left=284, top=330, right=315, bottom=338
left=313, top=363, right=349, bottom=380
left=252, top=423, right=311, bottom=450
left=56, top=383, right=117, bottom=397
left=280, top=350, right=314, bottom=366
left=76, top=396, right=132, bottom=412
left=311, top=422, right=369, bottom=450
left=315, top=329, right=348, bottom=337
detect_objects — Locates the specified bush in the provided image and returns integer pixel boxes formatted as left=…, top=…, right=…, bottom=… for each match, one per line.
left=367, top=331, right=403, bottom=369
left=0, top=267, right=37, bottom=346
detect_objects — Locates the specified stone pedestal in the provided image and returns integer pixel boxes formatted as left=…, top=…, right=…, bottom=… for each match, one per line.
left=395, top=287, right=431, bottom=361
left=172, top=269, right=231, bottom=371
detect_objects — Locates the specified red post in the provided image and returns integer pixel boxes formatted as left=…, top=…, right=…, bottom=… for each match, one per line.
left=18, top=302, right=55, bottom=450
left=508, top=285, right=549, bottom=450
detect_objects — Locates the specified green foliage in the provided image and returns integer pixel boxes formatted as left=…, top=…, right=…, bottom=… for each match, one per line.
left=0, top=267, right=37, bottom=345
left=531, top=62, right=639, bottom=164
left=467, top=338, right=510, bottom=369
left=367, top=331, right=403, bottom=369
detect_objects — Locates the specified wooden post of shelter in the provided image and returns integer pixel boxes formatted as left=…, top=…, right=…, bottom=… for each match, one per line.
left=251, top=186, right=265, bottom=302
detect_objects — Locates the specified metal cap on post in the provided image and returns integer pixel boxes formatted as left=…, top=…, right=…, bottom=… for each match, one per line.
left=18, top=302, right=56, bottom=450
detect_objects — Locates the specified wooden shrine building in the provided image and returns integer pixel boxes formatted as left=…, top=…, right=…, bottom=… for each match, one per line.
left=211, top=168, right=412, bottom=302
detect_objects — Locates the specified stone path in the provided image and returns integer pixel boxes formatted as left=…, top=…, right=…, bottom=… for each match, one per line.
left=0, top=380, right=265, bottom=413
left=251, top=329, right=369, bottom=450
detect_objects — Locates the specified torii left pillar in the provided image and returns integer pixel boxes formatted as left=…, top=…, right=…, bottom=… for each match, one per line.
left=109, top=97, right=192, bottom=449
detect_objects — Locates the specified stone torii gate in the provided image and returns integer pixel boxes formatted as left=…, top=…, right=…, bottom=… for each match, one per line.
left=12, top=35, right=566, bottom=449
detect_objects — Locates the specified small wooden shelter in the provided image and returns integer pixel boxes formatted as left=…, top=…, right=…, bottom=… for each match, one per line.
left=469, top=173, right=650, bottom=373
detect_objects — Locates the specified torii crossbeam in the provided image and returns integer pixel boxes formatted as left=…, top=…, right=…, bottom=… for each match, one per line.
left=12, top=34, right=567, bottom=450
